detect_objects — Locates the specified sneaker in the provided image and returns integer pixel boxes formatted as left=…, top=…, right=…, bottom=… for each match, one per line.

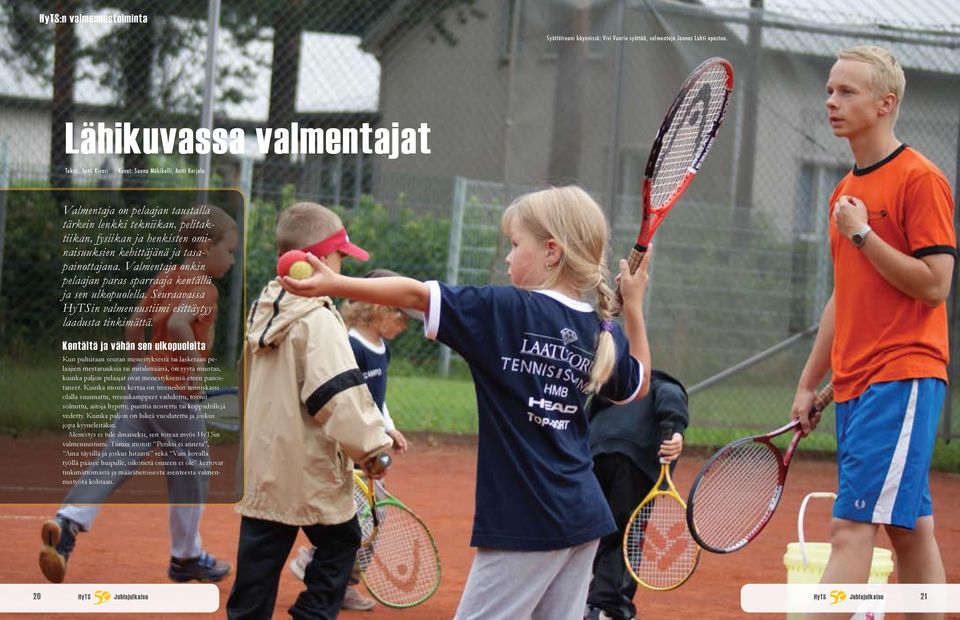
left=287, top=545, right=314, bottom=581
left=342, top=586, right=376, bottom=611
left=39, top=516, right=79, bottom=583
left=168, top=551, right=232, bottom=583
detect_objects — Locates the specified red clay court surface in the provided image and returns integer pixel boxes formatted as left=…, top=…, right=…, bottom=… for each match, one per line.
left=1, top=434, right=959, bottom=619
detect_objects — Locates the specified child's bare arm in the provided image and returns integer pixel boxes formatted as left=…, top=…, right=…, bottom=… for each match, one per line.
left=386, top=429, right=408, bottom=454
left=381, top=403, right=408, bottom=453
left=281, top=253, right=430, bottom=312
left=166, top=308, right=194, bottom=343
left=618, top=252, right=652, bottom=399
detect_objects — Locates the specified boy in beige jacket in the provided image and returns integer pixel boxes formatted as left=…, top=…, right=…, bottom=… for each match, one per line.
left=227, top=202, right=393, bottom=620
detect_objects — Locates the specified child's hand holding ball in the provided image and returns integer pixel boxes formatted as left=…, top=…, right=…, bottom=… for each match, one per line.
left=277, top=250, right=315, bottom=280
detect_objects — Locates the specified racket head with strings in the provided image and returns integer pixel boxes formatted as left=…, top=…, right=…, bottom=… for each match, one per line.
left=685, top=384, right=834, bottom=554
left=623, top=421, right=700, bottom=590
left=625, top=57, right=734, bottom=275
left=201, top=387, right=241, bottom=432
left=357, top=481, right=441, bottom=608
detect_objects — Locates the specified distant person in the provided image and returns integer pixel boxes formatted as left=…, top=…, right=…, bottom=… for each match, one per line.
left=585, top=370, right=688, bottom=620
left=40, top=206, right=238, bottom=584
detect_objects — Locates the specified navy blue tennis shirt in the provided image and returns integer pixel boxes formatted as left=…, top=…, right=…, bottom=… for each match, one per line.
left=424, top=281, right=643, bottom=551
left=348, top=329, right=389, bottom=412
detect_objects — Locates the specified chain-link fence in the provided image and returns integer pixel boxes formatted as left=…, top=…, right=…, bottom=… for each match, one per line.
left=2, top=1, right=959, bottom=451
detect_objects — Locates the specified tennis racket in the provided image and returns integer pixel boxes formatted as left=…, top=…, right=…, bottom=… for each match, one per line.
left=618, top=58, right=733, bottom=304
left=686, top=384, right=834, bottom=554
left=201, top=387, right=241, bottom=432
left=353, top=472, right=441, bottom=608
left=353, top=454, right=392, bottom=546
left=623, top=421, right=700, bottom=590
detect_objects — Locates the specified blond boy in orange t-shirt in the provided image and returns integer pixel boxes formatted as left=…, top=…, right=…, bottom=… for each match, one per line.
left=791, top=46, right=954, bottom=620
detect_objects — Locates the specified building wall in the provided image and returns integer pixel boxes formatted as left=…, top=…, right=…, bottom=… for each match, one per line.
left=371, top=0, right=511, bottom=207
left=371, top=0, right=740, bottom=210
left=0, top=106, right=131, bottom=181
left=372, top=0, right=958, bottom=239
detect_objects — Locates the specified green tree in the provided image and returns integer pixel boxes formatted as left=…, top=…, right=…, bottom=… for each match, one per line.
left=2, top=0, right=81, bottom=195
left=1, top=0, right=262, bottom=195
left=2, top=0, right=483, bottom=198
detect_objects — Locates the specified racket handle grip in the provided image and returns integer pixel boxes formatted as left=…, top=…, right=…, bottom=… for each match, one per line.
left=658, top=421, right=674, bottom=465
left=812, top=384, right=834, bottom=411
left=626, top=245, right=647, bottom=274
left=615, top=245, right=648, bottom=313
left=365, top=453, right=392, bottom=476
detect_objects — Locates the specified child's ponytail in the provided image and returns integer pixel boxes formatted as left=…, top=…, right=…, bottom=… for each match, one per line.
left=586, top=264, right=616, bottom=393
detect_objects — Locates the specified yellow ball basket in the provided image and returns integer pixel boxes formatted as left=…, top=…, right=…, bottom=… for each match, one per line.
left=783, top=492, right=894, bottom=620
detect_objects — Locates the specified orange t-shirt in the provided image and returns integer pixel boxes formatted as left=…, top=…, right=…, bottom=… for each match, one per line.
left=139, top=264, right=218, bottom=398
left=829, top=145, right=956, bottom=402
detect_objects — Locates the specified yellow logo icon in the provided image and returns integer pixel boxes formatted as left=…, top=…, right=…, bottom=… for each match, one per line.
left=829, top=589, right=847, bottom=605
left=94, top=590, right=111, bottom=605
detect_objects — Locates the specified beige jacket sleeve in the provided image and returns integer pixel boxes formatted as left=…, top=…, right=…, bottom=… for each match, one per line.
left=300, top=306, right=392, bottom=462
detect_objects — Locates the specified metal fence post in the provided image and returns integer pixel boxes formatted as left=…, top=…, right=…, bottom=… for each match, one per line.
left=223, top=156, right=254, bottom=370
left=197, top=0, right=222, bottom=199
left=0, top=139, right=8, bottom=304
left=439, top=176, right=467, bottom=377
left=945, top=104, right=960, bottom=441
left=604, top=0, right=626, bottom=225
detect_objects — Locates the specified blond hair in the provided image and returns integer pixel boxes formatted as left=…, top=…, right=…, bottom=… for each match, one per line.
left=501, top=186, right=617, bottom=393
left=276, top=202, right=343, bottom=254
left=838, top=45, right=905, bottom=124
left=178, top=205, right=237, bottom=253
left=340, top=269, right=403, bottom=328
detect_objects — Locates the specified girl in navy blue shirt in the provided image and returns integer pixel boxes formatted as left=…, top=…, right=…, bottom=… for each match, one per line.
left=283, top=186, right=652, bottom=620
left=341, top=269, right=411, bottom=452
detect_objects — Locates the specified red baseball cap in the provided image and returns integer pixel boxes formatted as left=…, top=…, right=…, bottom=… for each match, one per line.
left=303, top=227, right=369, bottom=261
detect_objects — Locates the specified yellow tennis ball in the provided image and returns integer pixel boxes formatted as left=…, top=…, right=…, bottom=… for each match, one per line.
left=288, top=260, right=314, bottom=280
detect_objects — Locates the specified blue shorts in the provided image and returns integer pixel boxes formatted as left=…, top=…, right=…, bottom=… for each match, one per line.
left=834, top=378, right=943, bottom=529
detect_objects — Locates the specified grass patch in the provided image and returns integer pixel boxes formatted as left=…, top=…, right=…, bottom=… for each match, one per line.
left=5, top=357, right=960, bottom=472
left=387, top=374, right=478, bottom=434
